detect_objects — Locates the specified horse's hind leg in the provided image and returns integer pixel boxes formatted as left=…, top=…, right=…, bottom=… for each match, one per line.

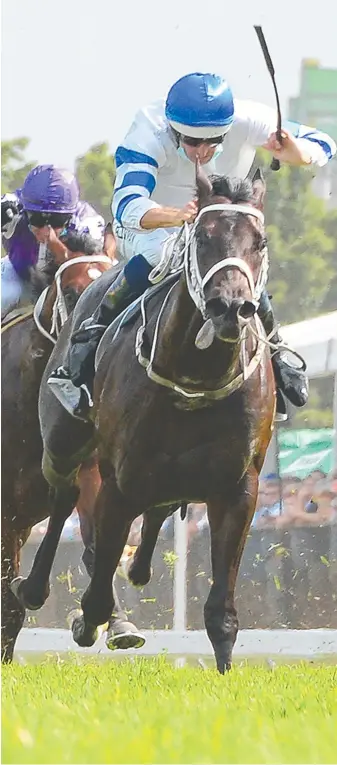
left=11, top=411, right=96, bottom=611
left=76, top=459, right=145, bottom=650
left=72, top=475, right=137, bottom=648
left=204, top=467, right=259, bottom=674
left=1, top=521, right=26, bottom=663
left=128, top=505, right=176, bottom=587
left=11, top=483, right=80, bottom=610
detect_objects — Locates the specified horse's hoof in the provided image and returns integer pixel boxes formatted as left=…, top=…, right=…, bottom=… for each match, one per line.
left=68, top=609, right=108, bottom=641
left=106, top=621, right=146, bottom=651
left=71, top=615, right=100, bottom=648
left=67, top=608, right=83, bottom=629
left=10, top=577, right=25, bottom=602
left=127, top=563, right=153, bottom=588
left=10, top=577, right=49, bottom=610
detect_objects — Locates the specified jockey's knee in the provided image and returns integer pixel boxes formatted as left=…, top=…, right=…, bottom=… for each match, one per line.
left=114, top=223, right=171, bottom=269
left=124, top=254, right=153, bottom=293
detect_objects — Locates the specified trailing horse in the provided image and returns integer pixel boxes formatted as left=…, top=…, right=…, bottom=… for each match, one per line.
left=29, top=165, right=275, bottom=672
left=1, top=244, right=144, bottom=662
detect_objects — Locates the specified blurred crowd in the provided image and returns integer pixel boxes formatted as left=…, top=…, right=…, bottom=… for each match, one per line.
left=251, top=469, right=337, bottom=530
left=28, top=468, right=337, bottom=545
left=183, top=469, right=337, bottom=541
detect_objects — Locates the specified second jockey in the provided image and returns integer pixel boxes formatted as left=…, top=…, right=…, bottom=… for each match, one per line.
left=48, top=72, right=336, bottom=419
left=1, top=164, right=105, bottom=319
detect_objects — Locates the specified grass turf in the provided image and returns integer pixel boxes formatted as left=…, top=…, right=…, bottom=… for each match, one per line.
left=2, top=657, right=337, bottom=763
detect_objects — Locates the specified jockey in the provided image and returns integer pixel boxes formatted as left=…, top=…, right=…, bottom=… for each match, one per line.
left=48, top=72, right=336, bottom=420
left=1, top=164, right=105, bottom=319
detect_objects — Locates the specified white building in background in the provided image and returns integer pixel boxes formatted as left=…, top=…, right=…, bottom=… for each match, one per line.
left=288, top=59, right=337, bottom=207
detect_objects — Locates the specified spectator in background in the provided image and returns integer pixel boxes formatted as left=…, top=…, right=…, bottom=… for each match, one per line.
left=186, top=503, right=208, bottom=542
left=276, top=477, right=336, bottom=528
left=252, top=474, right=283, bottom=528
left=304, top=481, right=337, bottom=525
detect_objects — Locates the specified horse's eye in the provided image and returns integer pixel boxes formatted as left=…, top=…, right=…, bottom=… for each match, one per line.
left=260, top=237, right=268, bottom=251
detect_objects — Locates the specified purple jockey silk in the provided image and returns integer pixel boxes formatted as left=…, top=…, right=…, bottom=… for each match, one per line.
left=2, top=201, right=105, bottom=276
left=20, top=165, right=79, bottom=213
left=2, top=214, right=39, bottom=276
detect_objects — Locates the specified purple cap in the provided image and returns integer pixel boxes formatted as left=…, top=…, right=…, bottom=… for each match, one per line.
left=21, top=165, right=79, bottom=214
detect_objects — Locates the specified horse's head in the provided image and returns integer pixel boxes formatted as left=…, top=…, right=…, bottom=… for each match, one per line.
left=190, top=163, right=267, bottom=343
left=35, top=243, right=115, bottom=342
left=57, top=250, right=113, bottom=314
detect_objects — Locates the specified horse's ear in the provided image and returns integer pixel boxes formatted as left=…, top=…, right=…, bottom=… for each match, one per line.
left=251, top=167, right=266, bottom=211
left=195, top=158, right=213, bottom=209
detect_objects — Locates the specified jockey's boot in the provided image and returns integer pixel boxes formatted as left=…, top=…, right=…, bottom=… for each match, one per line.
left=48, top=258, right=151, bottom=419
left=258, top=290, right=309, bottom=422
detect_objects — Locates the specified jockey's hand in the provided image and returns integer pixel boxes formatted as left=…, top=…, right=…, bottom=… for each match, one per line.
left=30, top=224, right=54, bottom=244
left=263, top=129, right=312, bottom=166
left=1, top=195, right=20, bottom=231
left=175, top=199, right=198, bottom=226
left=30, top=225, right=62, bottom=246
left=30, top=224, right=68, bottom=263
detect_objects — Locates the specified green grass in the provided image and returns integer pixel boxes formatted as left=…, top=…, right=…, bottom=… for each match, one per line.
left=2, top=657, right=337, bottom=763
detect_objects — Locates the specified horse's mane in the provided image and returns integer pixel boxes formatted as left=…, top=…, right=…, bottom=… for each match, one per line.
left=208, top=175, right=255, bottom=204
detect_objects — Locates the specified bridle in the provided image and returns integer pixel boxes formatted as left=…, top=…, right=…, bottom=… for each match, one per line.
left=135, top=203, right=270, bottom=401
left=183, top=203, right=269, bottom=320
left=33, top=254, right=112, bottom=344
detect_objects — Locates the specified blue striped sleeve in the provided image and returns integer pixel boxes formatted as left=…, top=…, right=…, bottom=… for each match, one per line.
left=115, top=193, right=143, bottom=225
left=284, top=119, right=336, bottom=162
left=114, top=171, right=156, bottom=196
left=115, top=146, right=158, bottom=169
left=112, top=142, right=160, bottom=225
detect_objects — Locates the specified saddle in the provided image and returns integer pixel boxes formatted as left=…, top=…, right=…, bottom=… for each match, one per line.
left=1, top=305, right=34, bottom=333
left=95, top=271, right=181, bottom=370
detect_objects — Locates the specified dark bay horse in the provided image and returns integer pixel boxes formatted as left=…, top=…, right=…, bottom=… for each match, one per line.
left=29, top=167, right=275, bottom=672
left=1, top=243, right=144, bottom=662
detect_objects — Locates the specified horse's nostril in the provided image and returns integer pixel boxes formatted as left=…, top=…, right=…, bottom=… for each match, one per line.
left=206, top=297, right=229, bottom=318
left=237, top=300, right=257, bottom=321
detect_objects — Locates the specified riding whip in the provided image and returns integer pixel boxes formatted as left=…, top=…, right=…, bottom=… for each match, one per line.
left=254, top=25, right=282, bottom=171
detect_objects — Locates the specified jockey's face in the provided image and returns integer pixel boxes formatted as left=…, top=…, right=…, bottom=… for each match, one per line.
left=180, top=134, right=224, bottom=165
left=26, top=211, right=71, bottom=242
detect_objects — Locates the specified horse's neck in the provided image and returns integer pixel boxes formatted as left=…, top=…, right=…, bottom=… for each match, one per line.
left=42, top=284, right=57, bottom=325
left=154, top=277, right=241, bottom=386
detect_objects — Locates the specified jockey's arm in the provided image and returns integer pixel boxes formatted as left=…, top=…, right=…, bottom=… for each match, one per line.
left=262, top=124, right=336, bottom=167
left=112, top=146, right=195, bottom=231
left=246, top=101, right=336, bottom=168
left=47, top=234, right=69, bottom=264
left=140, top=202, right=197, bottom=229
left=111, top=117, right=194, bottom=232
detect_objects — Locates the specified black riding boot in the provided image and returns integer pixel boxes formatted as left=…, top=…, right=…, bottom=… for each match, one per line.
left=48, top=268, right=138, bottom=418
left=258, top=290, right=309, bottom=420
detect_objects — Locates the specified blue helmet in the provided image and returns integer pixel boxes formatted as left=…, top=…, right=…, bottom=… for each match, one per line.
left=21, top=165, right=79, bottom=214
left=165, top=72, right=234, bottom=138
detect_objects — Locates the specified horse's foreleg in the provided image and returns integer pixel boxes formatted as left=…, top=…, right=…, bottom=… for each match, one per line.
left=11, top=485, right=79, bottom=611
left=1, top=522, right=26, bottom=663
left=77, top=457, right=102, bottom=578
left=128, top=505, right=175, bottom=587
left=72, top=475, right=138, bottom=648
left=204, top=467, right=259, bottom=674
left=76, top=459, right=145, bottom=650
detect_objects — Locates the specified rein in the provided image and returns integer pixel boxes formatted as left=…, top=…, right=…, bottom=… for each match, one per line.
left=33, top=254, right=112, bottom=344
